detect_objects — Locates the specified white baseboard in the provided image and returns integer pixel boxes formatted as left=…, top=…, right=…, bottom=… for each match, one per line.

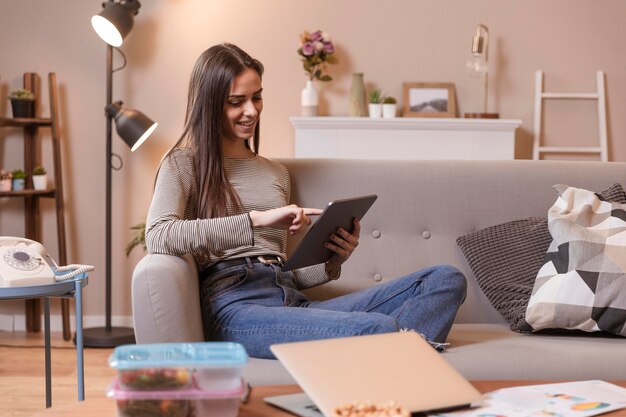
left=0, top=314, right=134, bottom=332
left=0, top=314, right=15, bottom=331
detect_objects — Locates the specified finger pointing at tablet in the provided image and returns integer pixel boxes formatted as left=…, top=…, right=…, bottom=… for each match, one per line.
left=249, top=205, right=323, bottom=234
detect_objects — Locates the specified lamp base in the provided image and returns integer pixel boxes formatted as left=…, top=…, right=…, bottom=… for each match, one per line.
left=80, top=326, right=135, bottom=348
left=464, top=112, right=500, bottom=119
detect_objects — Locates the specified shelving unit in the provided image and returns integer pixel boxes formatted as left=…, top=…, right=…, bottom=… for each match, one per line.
left=291, top=116, right=521, bottom=160
left=0, top=72, right=70, bottom=340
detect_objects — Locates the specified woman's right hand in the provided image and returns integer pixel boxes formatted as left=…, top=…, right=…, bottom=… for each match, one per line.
left=249, top=205, right=322, bottom=235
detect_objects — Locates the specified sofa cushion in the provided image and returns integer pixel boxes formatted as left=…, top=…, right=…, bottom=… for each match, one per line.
left=242, top=324, right=626, bottom=385
left=444, top=324, right=626, bottom=380
left=525, top=184, right=626, bottom=337
left=457, top=183, right=626, bottom=332
left=457, top=218, right=550, bottom=331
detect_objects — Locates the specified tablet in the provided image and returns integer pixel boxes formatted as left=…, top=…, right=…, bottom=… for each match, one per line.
left=282, top=195, right=377, bottom=271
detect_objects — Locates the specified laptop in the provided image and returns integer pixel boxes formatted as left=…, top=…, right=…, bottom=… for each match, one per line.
left=266, top=332, right=482, bottom=417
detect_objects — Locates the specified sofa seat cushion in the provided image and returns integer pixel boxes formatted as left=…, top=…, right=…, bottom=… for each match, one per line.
left=242, top=324, right=626, bottom=386
left=445, top=324, right=626, bottom=380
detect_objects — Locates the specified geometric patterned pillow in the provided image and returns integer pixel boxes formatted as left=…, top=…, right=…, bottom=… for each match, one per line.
left=525, top=184, right=626, bottom=337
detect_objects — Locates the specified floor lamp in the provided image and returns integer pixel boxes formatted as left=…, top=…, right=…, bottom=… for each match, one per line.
left=85, top=0, right=157, bottom=347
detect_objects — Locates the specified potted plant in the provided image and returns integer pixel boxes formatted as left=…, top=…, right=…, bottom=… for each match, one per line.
left=0, top=170, right=12, bottom=192
left=382, top=96, right=398, bottom=118
left=11, top=169, right=26, bottom=191
left=7, top=89, right=35, bottom=118
left=32, top=165, right=47, bottom=190
left=126, top=222, right=147, bottom=256
left=368, top=89, right=383, bottom=118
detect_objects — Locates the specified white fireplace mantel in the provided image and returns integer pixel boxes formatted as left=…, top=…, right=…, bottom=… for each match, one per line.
left=290, top=116, right=522, bottom=160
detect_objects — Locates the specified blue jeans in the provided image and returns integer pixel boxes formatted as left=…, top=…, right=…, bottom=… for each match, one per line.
left=200, top=262, right=466, bottom=359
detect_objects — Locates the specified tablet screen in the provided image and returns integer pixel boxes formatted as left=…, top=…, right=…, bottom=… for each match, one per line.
left=282, top=195, right=377, bottom=271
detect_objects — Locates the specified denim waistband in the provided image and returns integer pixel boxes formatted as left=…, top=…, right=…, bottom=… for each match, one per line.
left=201, top=255, right=283, bottom=279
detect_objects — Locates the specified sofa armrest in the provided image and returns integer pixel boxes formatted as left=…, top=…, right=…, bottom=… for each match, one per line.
left=131, top=253, right=205, bottom=343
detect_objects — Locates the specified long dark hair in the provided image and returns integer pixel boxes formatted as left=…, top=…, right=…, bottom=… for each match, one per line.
left=166, top=43, right=264, bottom=218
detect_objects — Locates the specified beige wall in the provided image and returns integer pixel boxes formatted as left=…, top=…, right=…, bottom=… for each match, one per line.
left=0, top=0, right=624, bottom=324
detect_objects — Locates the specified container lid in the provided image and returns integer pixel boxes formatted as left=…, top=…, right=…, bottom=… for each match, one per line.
left=109, top=342, right=248, bottom=369
left=106, top=377, right=247, bottom=400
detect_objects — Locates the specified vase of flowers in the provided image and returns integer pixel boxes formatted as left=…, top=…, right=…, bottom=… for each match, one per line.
left=298, top=30, right=338, bottom=116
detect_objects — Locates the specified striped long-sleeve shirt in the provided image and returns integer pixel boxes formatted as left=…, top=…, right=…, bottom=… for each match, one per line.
left=145, top=147, right=335, bottom=289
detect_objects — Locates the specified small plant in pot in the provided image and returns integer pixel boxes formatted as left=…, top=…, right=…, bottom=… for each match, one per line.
left=126, top=222, right=147, bottom=256
left=7, top=89, right=35, bottom=118
left=368, top=88, right=383, bottom=118
left=382, top=96, right=397, bottom=118
left=32, top=165, right=47, bottom=190
left=0, top=170, right=12, bottom=192
left=11, top=169, right=26, bottom=191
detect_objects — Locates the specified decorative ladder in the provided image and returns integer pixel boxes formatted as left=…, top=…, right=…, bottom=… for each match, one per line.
left=532, top=70, right=608, bottom=161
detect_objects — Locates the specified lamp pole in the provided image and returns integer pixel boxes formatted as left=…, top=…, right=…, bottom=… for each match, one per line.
left=82, top=44, right=136, bottom=347
left=106, top=43, right=114, bottom=333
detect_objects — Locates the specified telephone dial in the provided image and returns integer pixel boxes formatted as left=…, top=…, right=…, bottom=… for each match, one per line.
left=0, top=236, right=94, bottom=288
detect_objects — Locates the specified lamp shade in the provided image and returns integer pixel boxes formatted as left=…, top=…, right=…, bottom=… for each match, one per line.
left=106, top=101, right=157, bottom=151
left=91, top=0, right=141, bottom=47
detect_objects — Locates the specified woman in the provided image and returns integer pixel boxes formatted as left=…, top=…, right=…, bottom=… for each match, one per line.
left=146, top=43, right=466, bottom=359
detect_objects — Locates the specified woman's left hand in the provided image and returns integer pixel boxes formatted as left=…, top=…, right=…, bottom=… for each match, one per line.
left=325, top=218, right=361, bottom=269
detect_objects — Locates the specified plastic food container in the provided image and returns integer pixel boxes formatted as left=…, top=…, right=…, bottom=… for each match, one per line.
left=107, top=377, right=245, bottom=417
left=109, top=342, right=248, bottom=391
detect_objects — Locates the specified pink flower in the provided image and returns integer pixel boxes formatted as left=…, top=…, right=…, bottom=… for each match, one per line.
left=310, top=30, right=323, bottom=42
left=301, top=42, right=315, bottom=56
left=298, top=29, right=338, bottom=81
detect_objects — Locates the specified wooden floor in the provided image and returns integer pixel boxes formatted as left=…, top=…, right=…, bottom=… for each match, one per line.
left=0, top=331, right=116, bottom=417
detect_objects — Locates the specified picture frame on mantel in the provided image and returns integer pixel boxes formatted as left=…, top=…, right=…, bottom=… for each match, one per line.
left=402, top=82, right=456, bottom=118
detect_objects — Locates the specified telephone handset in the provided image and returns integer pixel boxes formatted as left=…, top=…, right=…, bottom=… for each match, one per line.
left=0, top=236, right=94, bottom=288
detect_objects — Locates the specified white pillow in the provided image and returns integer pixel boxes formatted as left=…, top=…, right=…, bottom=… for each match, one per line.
left=525, top=184, right=626, bottom=336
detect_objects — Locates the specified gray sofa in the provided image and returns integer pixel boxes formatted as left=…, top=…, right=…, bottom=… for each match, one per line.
left=132, top=159, right=626, bottom=384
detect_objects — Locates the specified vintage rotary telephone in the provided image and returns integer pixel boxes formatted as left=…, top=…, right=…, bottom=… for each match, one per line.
left=0, top=236, right=94, bottom=288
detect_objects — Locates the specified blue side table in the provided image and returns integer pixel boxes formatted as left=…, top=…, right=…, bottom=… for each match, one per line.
left=0, top=272, right=88, bottom=408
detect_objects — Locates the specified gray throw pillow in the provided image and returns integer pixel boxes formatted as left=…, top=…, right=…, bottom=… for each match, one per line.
left=456, top=183, right=626, bottom=332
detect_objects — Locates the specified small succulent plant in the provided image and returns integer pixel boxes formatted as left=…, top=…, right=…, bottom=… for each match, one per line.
left=8, top=89, right=35, bottom=100
left=33, top=165, right=47, bottom=175
left=369, top=89, right=383, bottom=104
left=11, top=169, right=26, bottom=179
